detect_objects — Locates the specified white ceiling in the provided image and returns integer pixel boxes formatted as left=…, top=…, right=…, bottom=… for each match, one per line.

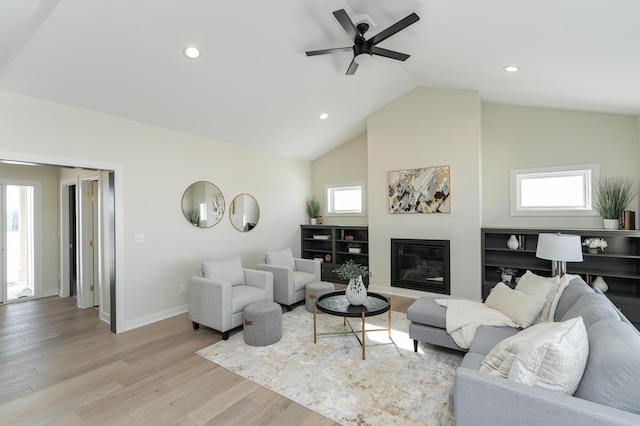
left=2, top=0, right=640, bottom=161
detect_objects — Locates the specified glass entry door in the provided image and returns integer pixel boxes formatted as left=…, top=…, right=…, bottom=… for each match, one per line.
left=1, top=184, right=35, bottom=303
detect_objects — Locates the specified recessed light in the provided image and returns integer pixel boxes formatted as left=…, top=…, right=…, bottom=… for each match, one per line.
left=183, top=46, right=201, bottom=59
left=319, top=113, right=328, bottom=120
left=503, top=65, right=519, bottom=73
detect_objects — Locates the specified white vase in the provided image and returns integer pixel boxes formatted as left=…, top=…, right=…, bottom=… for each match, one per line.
left=592, top=276, right=608, bottom=293
left=507, top=235, right=519, bottom=250
left=501, top=274, right=512, bottom=283
left=603, top=218, right=619, bottom=229
left=345, top=276, right=367, bottom=305
left=310, top=218, right=318, bottom=225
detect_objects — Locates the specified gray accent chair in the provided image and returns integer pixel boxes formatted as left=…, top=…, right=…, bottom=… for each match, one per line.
left=256, top=248, right=321, bottom=310
left=188, top=257, right=273, bottom=340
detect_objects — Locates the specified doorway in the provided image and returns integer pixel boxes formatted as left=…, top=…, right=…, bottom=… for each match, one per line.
left=1, top=183, right=35, bottom=303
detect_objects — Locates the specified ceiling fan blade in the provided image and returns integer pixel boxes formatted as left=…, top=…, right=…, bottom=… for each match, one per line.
left=306, top=47, right=353, bottom=56
left=333, top=9, right=364, bottom=43
left=369, top=13, right=419, bottom=45
left=345, top=58, right=359, bottom=75
left=372, top=46, right=410, bottom=61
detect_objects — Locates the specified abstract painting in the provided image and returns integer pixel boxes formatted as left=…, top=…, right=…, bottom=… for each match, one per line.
left=389, top=165, right=450, bottom=213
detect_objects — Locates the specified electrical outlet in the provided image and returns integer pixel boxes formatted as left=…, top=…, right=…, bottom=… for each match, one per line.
left=179, top=283, right=186, bottom=293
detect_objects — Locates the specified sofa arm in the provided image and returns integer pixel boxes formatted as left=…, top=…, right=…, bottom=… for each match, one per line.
left=294, top=258, right=321, bottom=279
left=256, top=263, right=292, bottom=302
left=188, top=276, right=232, bottom=332
left=454, top=367, right=640, bottom=426
left=243, top=268, right=274, bottom=302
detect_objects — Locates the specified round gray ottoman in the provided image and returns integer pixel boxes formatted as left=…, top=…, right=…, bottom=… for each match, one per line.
left=305, top=281, right=335, bottom=313
left=243, top=301, right=282, bottom=346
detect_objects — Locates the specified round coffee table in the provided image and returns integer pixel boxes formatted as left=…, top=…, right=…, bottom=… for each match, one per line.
left=313, top=291, right=391, bottom=360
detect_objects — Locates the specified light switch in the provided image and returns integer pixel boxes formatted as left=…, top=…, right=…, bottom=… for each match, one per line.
left=134, top=234, right=145, bottom=243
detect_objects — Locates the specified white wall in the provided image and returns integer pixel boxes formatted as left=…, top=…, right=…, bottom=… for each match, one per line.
left=482, top=104, right=640, bottom=228
left=311, top=133, right=368, bottom=226
left=367, top=87, right=483, bottom=300
left=0, top=91, right=311, bottom=331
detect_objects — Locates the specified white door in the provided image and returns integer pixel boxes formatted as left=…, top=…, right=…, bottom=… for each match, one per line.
left=1, top=183, right=35, bottom=303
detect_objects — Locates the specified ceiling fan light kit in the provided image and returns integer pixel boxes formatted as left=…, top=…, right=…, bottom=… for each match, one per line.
left=306, top=9, right=420, bottom=75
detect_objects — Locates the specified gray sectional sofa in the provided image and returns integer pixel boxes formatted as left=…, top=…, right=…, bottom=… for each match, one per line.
left=407, top=276, right=640, bottom=425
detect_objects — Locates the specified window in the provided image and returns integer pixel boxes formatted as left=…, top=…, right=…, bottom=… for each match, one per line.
left=510, top=164, right=599, bottom=216
left=325, top=183, right=365, bottom=216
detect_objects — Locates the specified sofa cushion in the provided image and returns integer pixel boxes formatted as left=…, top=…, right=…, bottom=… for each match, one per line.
left=292, top=270, right=317, bottom=291
left=406, top=297, right=447, bottom=329
left=560, top=292, right=621, bottom=328
left=574, top=317, right=640, bottom=415
left=265, top=248, right=296, bottom=270
left=468, top=325, right=520, bottom=356
left=202, top=257, right=245, bottom=286
left=485, top=282, right=546, bottom=328
left=231, top=285, right=269, bottom=313
left=480, top=320, right=571, bottom=378
left=508, top=317, right=588, bottom=395
left=553, top=277, right=593, bottom=321
left=515, top=270, right=559, bottom=323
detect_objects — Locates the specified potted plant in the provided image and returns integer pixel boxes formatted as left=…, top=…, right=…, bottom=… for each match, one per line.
left=186, top=209, right=200, bottom=226
left=497, top=266, right=518, bottom=283
left=306, top=198, right=320, bottom=224
left=582, top=237, right=608, bottom=253
left=334, top=259, right=369, bottom=305
left=593, top=176, right=637, bottom=229
left=348, top=242, right=362, bottom=253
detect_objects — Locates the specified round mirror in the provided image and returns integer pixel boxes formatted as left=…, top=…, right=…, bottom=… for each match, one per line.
left=181, top=181, right=225, bottom=228
left=230, top=193, right=260, bottom=232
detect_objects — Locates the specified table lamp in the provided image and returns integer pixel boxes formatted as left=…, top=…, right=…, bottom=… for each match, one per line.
left=535, top=233, right=583, bottom=277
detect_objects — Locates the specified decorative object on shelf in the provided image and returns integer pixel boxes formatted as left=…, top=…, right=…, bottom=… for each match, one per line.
left=313, top=234, right=330, bottom=240
left=518, top=234, right=526, bottom=250
left=582, top=237, right=608, bottom=253
left=348, top=243, right=362, bottom=254
left=497, top=266, right=518, bottom=283
left=335, top=260, right=369, bottom=305
left=592, top=276, right=609, bottom=293
left=507, top=235, right=520, bottom=250
left=317, top=216, right=323, bottom=224
left=345, top=235, right=354, bottom=241
left=388, top=165, right=450, bottom=214
left=622, top=210, right=636, bottom=230
left=306, top=198, right=321, bottom=225
left=535, top=233, right=583, bottom=277
left=324, top=254, right=331, bottom=262
left=593, top=176, right=637, bottom=229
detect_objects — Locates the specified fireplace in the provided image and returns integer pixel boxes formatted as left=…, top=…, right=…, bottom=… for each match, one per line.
left=391, top=239, right=450, bottom=294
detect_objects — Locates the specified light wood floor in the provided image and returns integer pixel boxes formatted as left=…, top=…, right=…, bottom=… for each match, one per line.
left=0, top=291, right=416, bottom=425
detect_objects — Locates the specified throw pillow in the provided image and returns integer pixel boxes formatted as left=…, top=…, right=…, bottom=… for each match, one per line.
left=202, top=257, right=245, bottom=286
left=515, top=271, right=559, bottom=323
left=480, top=320, right=563, bottom=378
left=265, top=248, right=296, bottom=270
left=485, top=282, right=546, bottom=328
left=508, top=317, right=588, bottom=395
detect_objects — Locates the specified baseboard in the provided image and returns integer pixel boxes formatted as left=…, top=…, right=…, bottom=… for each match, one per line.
left=123, top=304, right=188, bottom=331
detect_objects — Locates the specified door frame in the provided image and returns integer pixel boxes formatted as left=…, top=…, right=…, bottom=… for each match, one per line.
left=1, top=150, right=124, bottom=333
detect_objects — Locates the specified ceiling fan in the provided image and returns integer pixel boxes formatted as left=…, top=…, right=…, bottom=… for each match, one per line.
left=306, top=9, right=420, bottom=75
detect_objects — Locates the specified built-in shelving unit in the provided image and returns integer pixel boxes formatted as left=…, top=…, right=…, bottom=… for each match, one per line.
left=300, top=225, right=369, bottom=285
left=482, top=227, right=640, bottom=328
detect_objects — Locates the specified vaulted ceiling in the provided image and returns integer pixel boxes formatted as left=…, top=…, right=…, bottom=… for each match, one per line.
left=2, top=0, right=639, bottom=160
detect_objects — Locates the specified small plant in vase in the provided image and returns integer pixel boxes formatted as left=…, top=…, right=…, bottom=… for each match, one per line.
left=497, top=267, right=518, bottom=284
left=348, top=242, right=362, bottom=253
left=334, top=260, right=369, bottom=305
left=582, top=237, right=608, bottom=253
left=306, top=198, right=320, bottom=224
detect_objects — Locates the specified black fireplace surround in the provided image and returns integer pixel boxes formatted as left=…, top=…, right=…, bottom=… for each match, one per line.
left=391, top=238, right=450, bottom=295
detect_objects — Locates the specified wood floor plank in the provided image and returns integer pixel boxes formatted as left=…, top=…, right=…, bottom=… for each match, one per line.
left=0, top=292, right=415, bottom=425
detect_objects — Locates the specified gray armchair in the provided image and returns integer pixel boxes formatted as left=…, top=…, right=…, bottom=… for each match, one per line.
left=256, top=248, right=321, bottom=310
left=188, top=256, right=273, bottom=340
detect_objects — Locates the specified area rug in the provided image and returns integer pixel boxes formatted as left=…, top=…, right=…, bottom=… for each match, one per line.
left=197, top=306, right=463, bottom=425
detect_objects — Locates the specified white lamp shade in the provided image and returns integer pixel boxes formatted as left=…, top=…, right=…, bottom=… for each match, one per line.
left=536, top=233, right=584, bottom=262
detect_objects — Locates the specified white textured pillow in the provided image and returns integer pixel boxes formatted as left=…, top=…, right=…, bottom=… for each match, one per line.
left=480, top=321, right=563, bottom=378
left=265, top=248, right=296, bottom=270
left=547, top=274, right=575, bottom=322
left=485, top=282, right=546, bottom=328
left=515, top=271, right=559, bottom=323
left=202, top=257, right=245, bottom=286
left=508, top=317, right=588, bottom=395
